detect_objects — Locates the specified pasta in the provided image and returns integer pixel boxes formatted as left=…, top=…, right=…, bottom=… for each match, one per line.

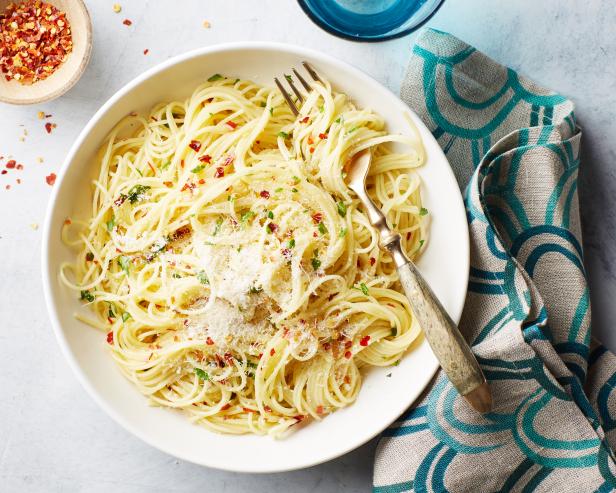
left=60, top=73, right=428, bottom=436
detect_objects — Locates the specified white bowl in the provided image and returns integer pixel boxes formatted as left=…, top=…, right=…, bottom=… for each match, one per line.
left=42, top=42, right=469, bottom=473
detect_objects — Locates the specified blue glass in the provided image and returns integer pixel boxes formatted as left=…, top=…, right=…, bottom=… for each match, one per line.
left=297, top=0, right=445, bottom=42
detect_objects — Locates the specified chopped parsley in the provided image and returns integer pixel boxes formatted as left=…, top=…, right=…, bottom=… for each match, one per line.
left=419, top=207, right=428, bottom=216
left=122, top=312, right=131, bottom=322
left=284, top=74, right=293, bottom=83
left=275, top=187, right=283, bottom=193
left=160, top=161, right=171, bottom=170
left=191, top=164, right=206, bottom=173
left=208, top=73, right=223, bottom=82
left=292, top=175, right=301, bottom=184
left=80, top=290, right=95, bottom=302
left=291, top=188, right=298, bottom=193
left=195, top=368, right=210, bottom=380
left=318, top=222, right=328, bottom=235
left=118, top=256, right=131, bottom=275
left=334, top=117, right=341, bottom=124
left=249, top=286, right=263, bottom=294
left=260, top=102, right=267, bottom=108
left=391, top=327, right=397, bottom=337
left=127, top=184, right=151, bottom=204
left=277, top=131, right=289, bottom=139
left=267, top=210, right=274, bottom=219
left=311, top=250, right=321, bottom=271
left=212, top=216, right=224, bottom=236
left=318, top=104, right=324, bottom=113
left=338, top=227, right=347, bottom=238
left=246, top=361, right=258, bottom=369
left=347, top=126, right=358, bottom=134
left=106, top=215, right=115, bottom=232
left=269, top=107, right=274, bottom=116
left=359, top=283, right=369, bottom=296
left=287, top=238, right=295, bottom=249
left=240, top=210, right=255, bottom=224
left=337, top=201, right=347, bottom=217
left=197, top=270, right=209, bottom=285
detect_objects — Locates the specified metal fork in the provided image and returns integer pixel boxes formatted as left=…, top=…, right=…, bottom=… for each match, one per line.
left=274, top=63, right=492, bottom=414
left=274, top=62, right=322, bottom=115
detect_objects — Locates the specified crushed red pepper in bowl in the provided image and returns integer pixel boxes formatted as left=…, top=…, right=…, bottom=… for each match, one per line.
left=0, top=0, right=73, bottom=85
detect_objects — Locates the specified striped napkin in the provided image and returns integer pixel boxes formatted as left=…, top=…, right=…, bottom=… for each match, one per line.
left=373, top=29, right=616, bottom=492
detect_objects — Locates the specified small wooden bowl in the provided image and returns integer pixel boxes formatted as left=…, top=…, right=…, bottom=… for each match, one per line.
left=0, top=0, right=92, bottom=105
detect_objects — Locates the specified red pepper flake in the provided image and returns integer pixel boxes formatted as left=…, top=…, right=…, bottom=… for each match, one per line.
left=6, top=160, right=16, bottom=169
left=15, top=164, right=23, bottom=170
left=259, top=190, right=270, bottom=199
left=264, top=405, right=272, bottom=413
left=300, top=116, right=310, bottom=124
left=86, top=252, right=94, bottom=262
left=180, top=159, right=185, bottom=168
left=344, top=350, right=352, bottom=359
left=143, top=48, right=149, bottom=55
left=313, top=231, right=318, bottom=238
left=344, top=340, right=353, bottom=349
left=64, top=218, right=72, bottom=225
left=198, top=154, right=212, bottom=163
left=215, top=354, right=225, bottom=367
left=123, top=18, right=132, bottom=26
left=221, top=403, right=231, bottom=411
left=222, top=154, right=234, bottom=166
left=270, top=348, right=276, bottom=356
left=44, top=122, right=56, bottom=134
left=181, top=182, right=196, bottom=192
left=163, top=181, right=173, bottom=187
left=147, top=162, right=156, bottom=174
left=226, top=121, right=237, bottom=129
left=16, top=178, right=21, bottom=184
left=5, top=185, right=10, bottom=190
left=214, top=167, right=225, bottom=178
left=344, top=375, right=351, bottom=384
left=206, top=337, right=214, bottom=345
left=280, top=248, right=290, bottom=257
left=45, top=173, right=57, bottom=186
left=309, top=147, right=315, bottom=154
left=106, top=331, right=114, bottom=344
left=114, top=195, right=126, bottom=206
left=316, top=405, right=324, bottom=414
left=359, top=335, right=371, bottom=347
left=318, top=133, right=328, bottom=140
left=189, top=140, right=201, bottom=152
left=1, top=170, right=6, bottom=175
left=0, top=1, right=74, bottom=85
left=243, top=407, right=256, bottom=413
left=294, top=415, right=305, bottom=422
left=198, top=178, right=205, bottom=185
left=370, top=257, right=376, bottom=266
left=311, top=212, right=323, bottom=224
left=258, top=352, right=263, bottom=359
left=282, top=327, right=290, bottom=338
left=406, top=232, right=412, bottom=240
left=267, top=222, right=278, bottom=233
left=323, top=342, right=331, bottom=351
left=307, top=136, right=314, bottom=145
left=224, top=352, right=234, bottom=365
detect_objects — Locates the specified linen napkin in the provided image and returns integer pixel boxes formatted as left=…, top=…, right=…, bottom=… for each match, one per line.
left=373, top=29, right=616, bottom=492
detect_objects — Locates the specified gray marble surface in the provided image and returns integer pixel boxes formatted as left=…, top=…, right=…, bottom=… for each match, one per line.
left=1, top=1, right=615, bottom=491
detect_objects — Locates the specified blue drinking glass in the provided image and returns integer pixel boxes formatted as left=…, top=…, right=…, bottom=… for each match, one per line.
left=297, top=0, right=445, bottom=42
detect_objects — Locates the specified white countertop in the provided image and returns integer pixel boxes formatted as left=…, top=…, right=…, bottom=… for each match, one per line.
left=2, top=1, right=615, bottom=491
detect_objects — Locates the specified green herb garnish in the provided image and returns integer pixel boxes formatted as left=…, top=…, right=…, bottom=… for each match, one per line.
left=359, top=283, right=369, bottom=296
left=277, top=131, right=289, bottom=139
left=197, top=270, right=209, bottom=285
left=195, top=368, right=210, bottom=380
left=249, top=286, right=263, bottom=294
left=337, top=201, right=347, bottom=217
left=212, top=216, right=224, bottom=236
left=267, top=210, right=274, bottom=219
left=80, top=290, right=95, bottom=302
left=127, top=184, right=151, bottom=204
left=318, top=222, right=328, bottom=235
left=122, top=312, right=131, bottom=322
left=275, top=187, right=283, bottom=193
left=208, top=74, right=223, bottom=82
left=240, top=210, right=255, bottom=224
left=287, top=239, right=295, bottom=249
left=106, top=215, right=115, bottom=232
left=338, top=227, right=347, bottom=238
left=191, top=164, right=206, bottom=173
left=118, top=256, right=131, bottom=275
left=419, top=207, right=428, bottom=216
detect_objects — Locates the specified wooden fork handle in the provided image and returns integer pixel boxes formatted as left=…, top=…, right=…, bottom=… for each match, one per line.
left=386, top=235, right=492, bottom=413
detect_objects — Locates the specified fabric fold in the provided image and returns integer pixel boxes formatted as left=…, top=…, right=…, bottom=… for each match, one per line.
left=374, top=29, right=616, bottom=492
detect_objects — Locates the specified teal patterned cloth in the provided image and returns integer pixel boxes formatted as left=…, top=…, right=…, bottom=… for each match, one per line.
left=373, top=29, right=616, bottom=492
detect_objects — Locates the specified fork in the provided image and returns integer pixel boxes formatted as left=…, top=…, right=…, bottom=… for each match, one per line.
left=275, top=63, right=492, bottom=413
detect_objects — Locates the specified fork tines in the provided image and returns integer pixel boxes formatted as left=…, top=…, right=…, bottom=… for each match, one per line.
left=274, top=61, right=321, bottom=116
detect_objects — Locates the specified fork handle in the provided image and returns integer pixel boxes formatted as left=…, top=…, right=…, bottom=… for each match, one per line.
left=351, top=182, right=491, bottom=412
left=386, top=235, right=491, bottom=413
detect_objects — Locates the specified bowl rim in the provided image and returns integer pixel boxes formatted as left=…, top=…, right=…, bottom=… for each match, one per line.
left=41, top=40, right=469, bottom=472
left=0, top=0, right=93, bottom=105
left=295, top=0, right=446, bottom=43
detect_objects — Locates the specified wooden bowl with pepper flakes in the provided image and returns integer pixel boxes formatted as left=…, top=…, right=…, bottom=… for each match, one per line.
left=0, top=0, right=91, bottom=105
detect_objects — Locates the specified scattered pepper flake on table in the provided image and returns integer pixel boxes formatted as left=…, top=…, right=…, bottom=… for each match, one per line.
left=143, top=48, right=149, bottom=55
left=122, top=18, right=132, bottom=26
left=44, top=122, right=56, bottom=133
left=0, top=1, right=74, bottom=85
